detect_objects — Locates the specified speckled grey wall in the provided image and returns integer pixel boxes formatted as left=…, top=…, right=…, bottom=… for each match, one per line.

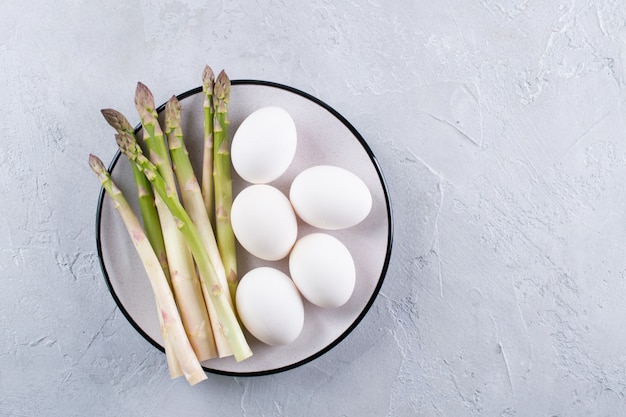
left=2, top=0, right=626, bottom=416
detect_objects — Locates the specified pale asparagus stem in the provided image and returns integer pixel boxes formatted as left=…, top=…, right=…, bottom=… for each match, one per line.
left=157, top=302, right=183, bottom=378
left=89, top=154, right=205, bottom=385
left=155, top=194, right=219, bottom=360
left=165, top=96, right=234, bottom=358
left=135, top=82, right=217, bottom=361
left=213, top=70, right=238, bottom=302
left=116, top=133, right=252, bottom=362
left=201, top=65, right=215, bottom=226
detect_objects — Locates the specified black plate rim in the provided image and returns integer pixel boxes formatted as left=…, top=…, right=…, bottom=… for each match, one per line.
left=95, top=79, right=394, bottom=377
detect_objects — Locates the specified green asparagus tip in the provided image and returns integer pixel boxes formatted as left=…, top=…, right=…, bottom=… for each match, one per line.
left=134, top=82, right=157, bottom=124
left=164, top=95, right=182, bottom=133
left=202, top=65, right=215, bottom=93
left=115, top=132, right=153, bottom=173
left=115, top=132, right=137, bottom=157
left=135, top=82, right=154, bottom=106
left=101, top=108, right=134, bottom=133
left=88, top=154, right=109, bottom=183
left=214, top=70, right=231, bottom=102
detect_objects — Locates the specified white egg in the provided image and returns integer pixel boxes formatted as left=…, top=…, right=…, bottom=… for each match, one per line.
left=289, top=165, right=372, bottom=230
left=231, top=106, right=297, bottom=184
left=236, top=267, right=304, bottom=346
left=231, top=184, right=298, bottom=261
left=289, top=233, right=356, bottom=309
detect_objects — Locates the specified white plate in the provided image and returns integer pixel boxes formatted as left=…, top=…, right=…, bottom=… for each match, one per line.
left=96, top=80, right=393, bottom=376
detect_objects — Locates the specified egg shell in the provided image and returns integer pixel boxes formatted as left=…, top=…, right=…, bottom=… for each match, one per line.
left=236, top=267, right=304, bottom=346
left=231, top=184, right=298, bottom=261
left=231, top=106, right=297, bottom=184
left=289, top=233, right=356, bottom=309
left=289, top=165, right=373, bottom=230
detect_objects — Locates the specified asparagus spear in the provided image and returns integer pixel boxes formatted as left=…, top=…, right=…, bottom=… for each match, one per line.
left=165, top=95, right=234, bottom=358
left=201, top=65, right=215, bottom=226
left=100, top=109, right=181, bottom=377
left=89, top=154, right=206, bottom=385
left=115, top=132, right=253, bottom=362
left=213, top=70, right=238, bottom=302
left=134, top=82, right=217, bottom=362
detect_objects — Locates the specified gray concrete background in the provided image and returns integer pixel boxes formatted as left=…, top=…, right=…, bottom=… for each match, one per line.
left=2, top=1, right=626, bottom=416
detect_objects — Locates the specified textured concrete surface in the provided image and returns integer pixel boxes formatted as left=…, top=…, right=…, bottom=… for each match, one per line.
left=2, top=0, right=626, bottom=416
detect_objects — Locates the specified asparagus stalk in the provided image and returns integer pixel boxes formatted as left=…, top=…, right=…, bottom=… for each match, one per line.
left=100, top=109, right=181, bottom=377
left=165, top=95, right=234, bottom=358
left=134, top=82, right=217, bottom=362
left=115, top=132, right=253, bottom=362
left=213, top=70, right=238, bottom=302
left=201, top=65, right=215, bottom=226
left=89, top=154, right=206, bottom=385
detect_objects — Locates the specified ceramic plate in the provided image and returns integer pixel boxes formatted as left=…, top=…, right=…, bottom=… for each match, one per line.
left=96, top=80, right=393, bottom=376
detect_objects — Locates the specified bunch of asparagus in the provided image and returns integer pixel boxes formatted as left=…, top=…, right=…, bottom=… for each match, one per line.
left=89, top=67, right=250, bottom=386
